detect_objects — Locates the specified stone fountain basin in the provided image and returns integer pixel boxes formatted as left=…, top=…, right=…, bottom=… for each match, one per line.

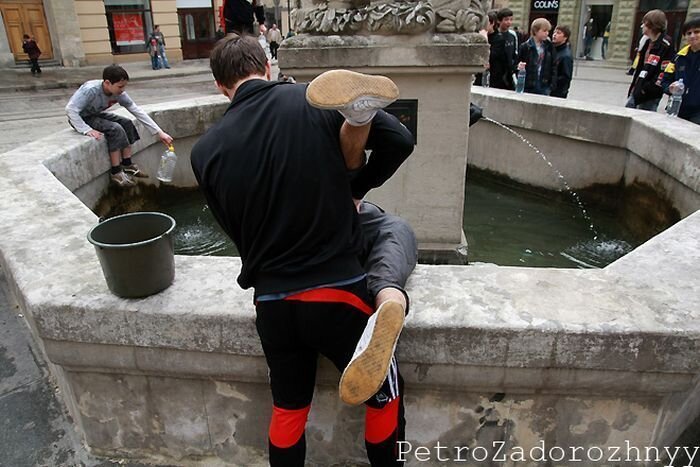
left=0, top=93, right=698, bottom=464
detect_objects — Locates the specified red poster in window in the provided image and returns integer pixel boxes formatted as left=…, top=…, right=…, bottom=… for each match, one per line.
left=113, top=13, right=144, bottom=46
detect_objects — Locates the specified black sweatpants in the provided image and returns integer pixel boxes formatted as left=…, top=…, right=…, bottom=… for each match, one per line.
left=256, top=279, right=406, bottom=467
left=82, top=112, right=140, bottom=152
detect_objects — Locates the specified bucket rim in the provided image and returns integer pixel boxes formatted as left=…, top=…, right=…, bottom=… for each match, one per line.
left=87, top=211, right=177, bottom=249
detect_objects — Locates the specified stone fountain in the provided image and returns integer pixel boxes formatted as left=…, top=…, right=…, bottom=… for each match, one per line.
left=0, top=0, right=699, bottom=464
left=281, top=0, right=491, bottom=263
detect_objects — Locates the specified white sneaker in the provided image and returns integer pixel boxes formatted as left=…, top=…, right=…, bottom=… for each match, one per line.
left=110, top=170, right=135, bottom=187
left=339, top=300, right=405, bottom=406
left=306, top=70, right=399, bottom=126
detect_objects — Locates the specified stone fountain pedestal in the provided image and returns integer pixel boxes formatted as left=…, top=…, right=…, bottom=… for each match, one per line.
left=280, top=33, right=488, bottom=263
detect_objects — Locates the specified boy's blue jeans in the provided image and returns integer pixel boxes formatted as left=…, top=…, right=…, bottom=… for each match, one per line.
left=159, top=46, right=170, bottom=68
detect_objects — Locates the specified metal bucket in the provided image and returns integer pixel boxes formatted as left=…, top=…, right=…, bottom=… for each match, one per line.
left=88, top=212, right=176, bottom=298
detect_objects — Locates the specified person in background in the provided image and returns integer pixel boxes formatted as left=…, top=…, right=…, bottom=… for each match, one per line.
left=489, top=8, right=519, bottom=90
left=662, top=17, right=700, bottom=124
left=602, top=21, right=611, bottom=59
left=475, top=10, right=497, bottom=87
left=147, top=34, right=161, bottom=70
left=267, top=23, right=283, bottom=62
left=65, top=65, right=173, bottom=187
left=223, top=0, right=266, bottom=34
left=551, top=25, right=573, bottom=98
left=583, top=17, right=597, bottom=59
left=626, top=9, right=675, bottom=111
left=22, top=34, right=41, bottom=76
left=148, top=25, right=170, bottom=69
left=517, top=18, right=557, bottom=96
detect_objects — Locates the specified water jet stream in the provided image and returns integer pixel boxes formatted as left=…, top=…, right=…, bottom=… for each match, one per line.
left=483, top=117, right=600, bottom=240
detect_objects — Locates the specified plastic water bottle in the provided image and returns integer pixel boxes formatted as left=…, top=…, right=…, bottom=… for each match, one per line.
left=515, top=68, right=526, bottom=93
left=156, top=145, right=177, bottom=183
left=482, top=70, right=490, bottom=88
left=667, top=79, right=684, bottom=117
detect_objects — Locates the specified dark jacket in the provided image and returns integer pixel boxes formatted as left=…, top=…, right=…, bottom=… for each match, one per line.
left=518, top=37, right=556, bottom=92
left=223, top=0, right=265, bottom=28
left=551, top=42, right=573, bottom=98
left=628, top=34, right=675, bottom=104
left=662, top=45, right=700, bottom=120
left=489, top=29, right=518, bottom=90
left=22, top=39, right=41, bottom=60
left=190, top=80, right=414, bottom=296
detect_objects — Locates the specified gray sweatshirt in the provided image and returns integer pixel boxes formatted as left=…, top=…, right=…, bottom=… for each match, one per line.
left=65, top=80, right=162, bottom=135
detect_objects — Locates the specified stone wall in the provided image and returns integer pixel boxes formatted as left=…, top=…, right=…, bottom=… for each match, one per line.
left=0, top=11, right=14, bottom=67
left=44, top=0, right=86, bottom=67
left=609, top=0, right=637, bottom=64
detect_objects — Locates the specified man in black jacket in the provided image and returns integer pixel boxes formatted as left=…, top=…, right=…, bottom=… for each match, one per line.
left=626, top=9, right=676, bottom=111
left=223, top=0, right=265, bottom=34
left=551, top=25, right=573, bottom=98
left=191, top=35, right=415, bottom=466
left=489, top=8, right=519, bottom=90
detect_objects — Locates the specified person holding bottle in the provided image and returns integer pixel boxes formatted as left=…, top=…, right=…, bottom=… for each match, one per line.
left=662, top=17, right=700, bottom=124
left=516, top=18, right=557, bottom=96
left=65, top=65, right=173, bottom=187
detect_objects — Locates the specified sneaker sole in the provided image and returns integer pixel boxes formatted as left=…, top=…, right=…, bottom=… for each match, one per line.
left=339, top=301, right=405, bottom=406
left=306, top=70, right=399, bottom=110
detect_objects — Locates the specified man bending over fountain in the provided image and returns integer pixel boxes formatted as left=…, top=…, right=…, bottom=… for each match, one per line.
left=190, top=34, right=417, bottom=466
left=65, top=65, right=173, bottom=187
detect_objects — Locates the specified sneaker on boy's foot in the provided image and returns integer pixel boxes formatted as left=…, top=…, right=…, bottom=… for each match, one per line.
left=306, top=70, right=399, bottom=126
left=339, top=300, right=405, bottom=406
left=122, top=163, right=148, bottom=178
left=110, top=170, right=136, bottom=187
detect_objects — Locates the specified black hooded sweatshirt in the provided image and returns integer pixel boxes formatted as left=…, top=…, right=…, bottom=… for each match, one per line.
left=191, top=79, right=414, bottom=297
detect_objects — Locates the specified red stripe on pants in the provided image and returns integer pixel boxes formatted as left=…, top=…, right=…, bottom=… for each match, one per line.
left=269, top=405, right=311, bottom=449
left=284, top=288, right=373, bottom=316
left=365, top=397, right=400, bottom=444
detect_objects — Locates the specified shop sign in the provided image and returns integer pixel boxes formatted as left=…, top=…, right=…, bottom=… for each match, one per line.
left=531, top=0, right=559, bottom=10
left=113, top=13, right=145, bottom=46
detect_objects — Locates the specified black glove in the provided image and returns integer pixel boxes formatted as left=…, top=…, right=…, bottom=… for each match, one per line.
left=469, top=103, right=483, bottom=127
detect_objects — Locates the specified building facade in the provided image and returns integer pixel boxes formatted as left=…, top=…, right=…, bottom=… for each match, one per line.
left=494, top=0, right=700, bottom=65
left=4, top=0, right=699, bottom=68
left=0, top=0, right=289, bottom=67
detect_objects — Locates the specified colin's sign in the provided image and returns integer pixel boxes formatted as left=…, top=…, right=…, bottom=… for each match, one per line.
left=531, top=0, right=559, bottom=10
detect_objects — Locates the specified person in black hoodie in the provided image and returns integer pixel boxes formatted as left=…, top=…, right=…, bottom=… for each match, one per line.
left=626, top=9, right=676, bottom=111
left=489, top=8, right=519, bottom=90
left=517, top=18, right=557, bottom=95
left=191, top=35, right=416, bottom=466
left=223, top=0, right=265, bottom=34
left=551, top=25, right=573, bottom=98
left=22, top=34, right=41, bottom=76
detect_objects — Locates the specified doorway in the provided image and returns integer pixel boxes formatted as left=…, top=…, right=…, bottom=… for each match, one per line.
left=578, top=1, right=614, bottom=60
left=0, top=0, right=53, bottom=61
left=178, top=7, right=216, bottom=59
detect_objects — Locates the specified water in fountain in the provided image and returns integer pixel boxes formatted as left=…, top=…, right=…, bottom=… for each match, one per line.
left=483, top=117, right=600, bottom=240
left=463, top=169, right=636, bottom=268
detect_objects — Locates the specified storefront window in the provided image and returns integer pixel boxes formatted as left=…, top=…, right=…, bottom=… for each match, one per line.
left=105, top=0, right=154, bottom=54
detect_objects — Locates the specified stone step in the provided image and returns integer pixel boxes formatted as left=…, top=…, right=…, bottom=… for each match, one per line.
left=11, top=59, right=62, bottom=69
